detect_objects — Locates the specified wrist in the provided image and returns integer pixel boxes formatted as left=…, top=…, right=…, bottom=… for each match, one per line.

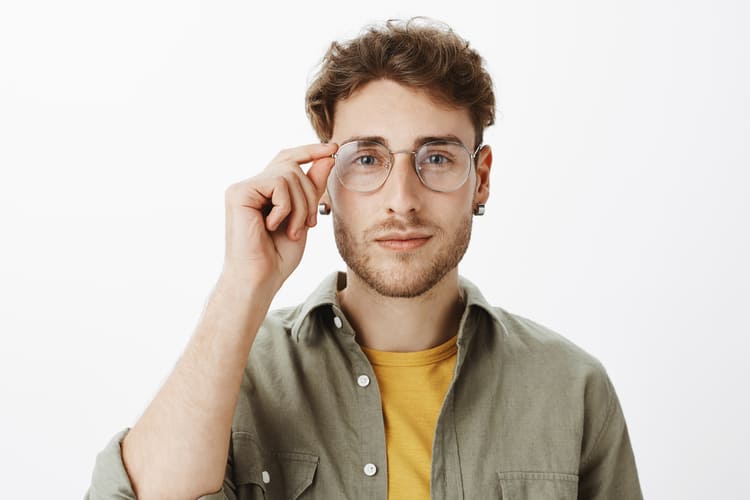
left=214, top=271, right=277, bottom=308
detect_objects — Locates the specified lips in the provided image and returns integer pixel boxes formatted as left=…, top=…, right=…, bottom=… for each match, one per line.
left=375, top=232, right=432, bottom=241
left=375, top=232, right=432, bottom=250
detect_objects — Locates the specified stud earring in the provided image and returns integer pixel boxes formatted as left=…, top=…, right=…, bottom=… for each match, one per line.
left=474, top=204, right=486, bottom=216
left=318, top=203, right=331, bottom=215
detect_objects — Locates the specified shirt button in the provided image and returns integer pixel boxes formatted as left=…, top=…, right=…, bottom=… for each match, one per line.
left=357, top=374, right=370, bottom=387
left=363, top=463, right=377, bottom=476
left=333, top=316, right=343, bottom=328
left=261, top=470, right=270, bottom=484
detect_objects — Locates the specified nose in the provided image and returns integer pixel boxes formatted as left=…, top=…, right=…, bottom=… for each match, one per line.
left=380, top=151, right=423, bottom=215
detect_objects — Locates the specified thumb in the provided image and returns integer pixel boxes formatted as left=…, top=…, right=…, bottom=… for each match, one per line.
left=307, top=155, right=336, bottom=198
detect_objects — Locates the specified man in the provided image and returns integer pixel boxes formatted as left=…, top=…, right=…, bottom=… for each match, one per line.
left=86, top=18, right=643, bottom=500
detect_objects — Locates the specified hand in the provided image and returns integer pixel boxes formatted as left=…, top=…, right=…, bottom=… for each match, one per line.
left=221, top=143, right=337, bottom=294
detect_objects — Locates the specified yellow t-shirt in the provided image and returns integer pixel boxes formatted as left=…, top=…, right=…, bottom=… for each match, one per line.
left=361, top=334, right=459, bottom=500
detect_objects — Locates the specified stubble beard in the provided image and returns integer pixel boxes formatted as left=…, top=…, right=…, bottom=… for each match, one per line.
left=333, top=211, right=473, bottom=298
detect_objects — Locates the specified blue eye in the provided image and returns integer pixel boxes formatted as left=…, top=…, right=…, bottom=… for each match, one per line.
left=355, top=155, right=378, bottom=167
left=426, top=154, right=449, bottom=164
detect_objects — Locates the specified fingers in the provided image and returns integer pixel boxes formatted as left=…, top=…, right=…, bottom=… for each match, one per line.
left=283, top=174, right=310, bottom=240
left=307, top=156, right=336, bottom=199
left=231, top=143, right=339, bottom=241
left=263, top=177, right=292, bottom=232
left=275, top=142, right=338, bottom=165
left=273, top=143, right=337, bottom=232
left=295, top=170, right=320, bottom=227
left=261, top=172, right=316, bottom=239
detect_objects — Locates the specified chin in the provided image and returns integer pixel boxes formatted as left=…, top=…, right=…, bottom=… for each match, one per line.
left=354, top=260, right=453, bottom=299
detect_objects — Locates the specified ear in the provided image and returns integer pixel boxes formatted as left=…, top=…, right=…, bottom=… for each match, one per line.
left=473, top=145, right=492, bottom=205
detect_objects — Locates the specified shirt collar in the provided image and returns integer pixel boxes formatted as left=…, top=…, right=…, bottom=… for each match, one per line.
left=291, top=271, right=343, bottom=340
left=291, top=271, right=505, bottom=341
left=457, top=274, right=504, bottom=326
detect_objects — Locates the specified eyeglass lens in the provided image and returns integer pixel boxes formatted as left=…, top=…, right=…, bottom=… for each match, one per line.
left=334, top=140, right=471, bottom=192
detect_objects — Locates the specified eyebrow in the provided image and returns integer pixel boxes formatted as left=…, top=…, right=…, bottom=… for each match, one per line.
left=340, top=134, right=467, bottom=149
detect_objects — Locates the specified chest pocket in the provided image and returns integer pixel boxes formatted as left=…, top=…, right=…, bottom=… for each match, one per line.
left=232, top=432, right=319, bottom=500
left=496, top=471, right=578, bottom=500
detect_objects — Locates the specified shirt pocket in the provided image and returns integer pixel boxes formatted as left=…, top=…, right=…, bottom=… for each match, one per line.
left=496, top=471, right=579, bottom=500
left=232, top=433, right=319, bottom=500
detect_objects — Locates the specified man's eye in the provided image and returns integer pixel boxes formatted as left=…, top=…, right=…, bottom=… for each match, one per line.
left=354, top=154, right=380, bottom=167
left=426, top=154, right=449, bottom=164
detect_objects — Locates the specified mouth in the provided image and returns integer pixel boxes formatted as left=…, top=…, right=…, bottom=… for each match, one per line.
left=374, top=233, right=432, bottom=251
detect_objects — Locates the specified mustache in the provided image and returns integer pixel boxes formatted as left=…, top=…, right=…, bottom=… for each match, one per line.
left=364, top=214, right=439, bottom=239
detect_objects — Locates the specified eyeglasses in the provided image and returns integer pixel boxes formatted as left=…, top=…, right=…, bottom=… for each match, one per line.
left=331, top=140, right=483, bottom=193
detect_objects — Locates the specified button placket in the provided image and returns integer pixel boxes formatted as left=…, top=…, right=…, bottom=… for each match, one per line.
left=335, top=305, right=387, bottom=497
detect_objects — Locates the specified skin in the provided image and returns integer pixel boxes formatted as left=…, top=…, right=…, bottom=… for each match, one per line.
left=323, top=79, right=492, bottom=352
left=119, top=78, right=490, bottom=499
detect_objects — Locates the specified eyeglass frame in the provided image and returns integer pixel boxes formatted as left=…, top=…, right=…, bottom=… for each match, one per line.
left=330, top=139, right=484, bottom=193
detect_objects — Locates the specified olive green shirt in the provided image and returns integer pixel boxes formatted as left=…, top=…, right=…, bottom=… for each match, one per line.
left=85, top=272, right=643, bottom=499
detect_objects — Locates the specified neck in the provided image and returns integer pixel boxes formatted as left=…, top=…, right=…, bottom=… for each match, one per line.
left=338, top=268, right=465, bottom=352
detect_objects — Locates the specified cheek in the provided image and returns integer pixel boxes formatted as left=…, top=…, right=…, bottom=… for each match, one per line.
left=444, top=209, right=470, bottom=230
left=328, top=176, right=362, bottom=221
left=453, top=180, right=478, bottom=211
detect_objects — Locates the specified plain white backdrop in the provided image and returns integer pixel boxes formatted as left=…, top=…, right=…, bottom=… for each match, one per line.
left=1, top=0, right=748, bottom=498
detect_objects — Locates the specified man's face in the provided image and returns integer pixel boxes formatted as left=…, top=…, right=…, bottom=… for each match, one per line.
left=326, top=79, right=491, bottom=298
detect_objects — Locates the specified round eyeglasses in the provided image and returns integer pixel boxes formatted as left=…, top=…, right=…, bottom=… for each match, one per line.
left=331, top=140, right=483, bottom=193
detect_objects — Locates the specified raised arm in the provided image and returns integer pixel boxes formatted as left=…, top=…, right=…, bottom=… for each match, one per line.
left=86, top=143, right=336, bottom=500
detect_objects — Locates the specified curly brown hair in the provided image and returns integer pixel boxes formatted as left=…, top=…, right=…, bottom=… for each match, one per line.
left=305, top=18, right=495, bottom=148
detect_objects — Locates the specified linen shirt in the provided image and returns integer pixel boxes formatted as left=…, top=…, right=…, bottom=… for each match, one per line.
left=85, top=271, right=643, bottom=499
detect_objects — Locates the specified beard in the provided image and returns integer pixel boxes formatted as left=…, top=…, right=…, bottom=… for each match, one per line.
left=333, top=210, right=473, bottom=298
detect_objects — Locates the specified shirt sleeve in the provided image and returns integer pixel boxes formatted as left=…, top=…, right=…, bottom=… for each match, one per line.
left=577, top=372, right=644, bottom=500
left=83, top=428, right=231, bottom=500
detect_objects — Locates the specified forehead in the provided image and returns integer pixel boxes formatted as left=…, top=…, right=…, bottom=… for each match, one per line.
left=331, top=79, right=474, bottom=149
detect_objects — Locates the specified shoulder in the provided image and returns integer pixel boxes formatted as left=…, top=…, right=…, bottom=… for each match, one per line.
left=484, top=307, right=619, bottom=432
left=496, top=307, right=604, bottom=368
left=461, top=275, right=606, bottom=378
left=484, top=306, right=614, bottom=397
